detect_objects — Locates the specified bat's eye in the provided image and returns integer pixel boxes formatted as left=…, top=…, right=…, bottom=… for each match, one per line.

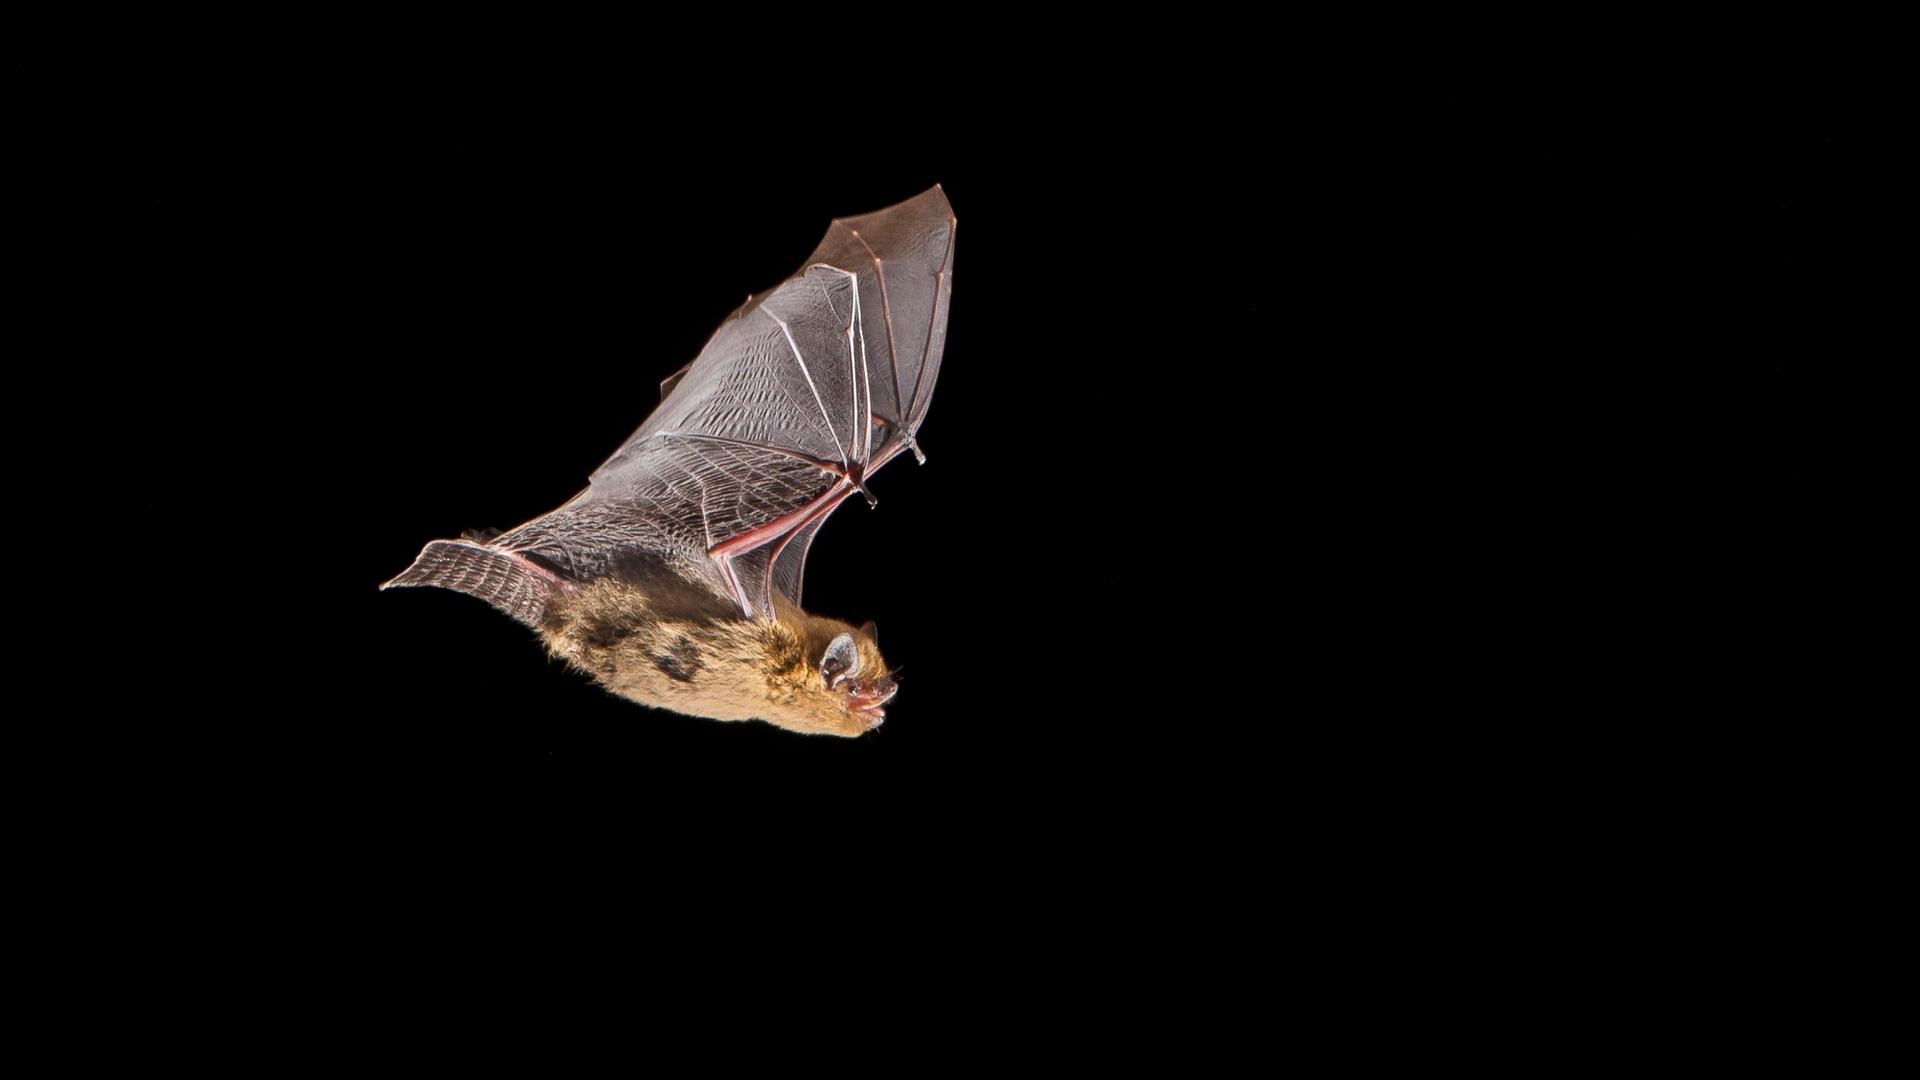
left=820, top=633, right=860, bottom=688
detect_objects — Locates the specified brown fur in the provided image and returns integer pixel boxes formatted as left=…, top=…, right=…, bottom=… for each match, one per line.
left=538, top=578, right=889, bottom=738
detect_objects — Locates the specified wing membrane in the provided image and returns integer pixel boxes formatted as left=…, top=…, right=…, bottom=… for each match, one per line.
left=499, top=186, right=956, bottom=618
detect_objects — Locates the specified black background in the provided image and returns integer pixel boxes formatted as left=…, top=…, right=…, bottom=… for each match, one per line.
left=15, top=49, right=1883, bottom=1044
left=86, top=60, right=1858, bottom=877
left=9, top=26, right=1889, bottom=1054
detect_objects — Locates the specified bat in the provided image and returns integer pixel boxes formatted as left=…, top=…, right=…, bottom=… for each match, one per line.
left=383, top=186, right=956, bottom=737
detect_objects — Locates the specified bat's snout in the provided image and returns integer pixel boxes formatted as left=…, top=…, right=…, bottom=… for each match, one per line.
left=849, top=676, right=898, bottom=730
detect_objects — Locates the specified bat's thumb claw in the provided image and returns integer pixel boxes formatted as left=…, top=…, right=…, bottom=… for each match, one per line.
left=907, top=436, right=927, bottom=466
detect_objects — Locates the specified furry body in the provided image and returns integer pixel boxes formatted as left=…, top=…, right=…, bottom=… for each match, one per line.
left=539, top=569, right=890, bottom=738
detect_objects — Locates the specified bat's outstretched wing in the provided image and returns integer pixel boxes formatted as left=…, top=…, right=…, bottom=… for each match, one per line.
left=391, top=186, right=956, bottom=623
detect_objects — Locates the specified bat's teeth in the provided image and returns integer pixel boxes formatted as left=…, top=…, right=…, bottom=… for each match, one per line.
left=851, top=684, right=898, bottom=720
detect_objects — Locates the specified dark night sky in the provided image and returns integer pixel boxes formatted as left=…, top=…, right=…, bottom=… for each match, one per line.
left=94, top=66, right=1852, bottom=866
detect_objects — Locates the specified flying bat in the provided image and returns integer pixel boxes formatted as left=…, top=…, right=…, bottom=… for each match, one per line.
left=384, top=186, right=956, bottom=737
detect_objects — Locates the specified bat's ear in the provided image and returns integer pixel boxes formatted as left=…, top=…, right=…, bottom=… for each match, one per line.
left=821, top=633, right=860, bottom=687
left=859, top=619, right=879, bottom=645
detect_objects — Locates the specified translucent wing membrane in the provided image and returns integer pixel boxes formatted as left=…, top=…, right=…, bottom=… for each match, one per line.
left=389, top=186, right=955, bottom=621
left=806, top=189, right=957, bottom=465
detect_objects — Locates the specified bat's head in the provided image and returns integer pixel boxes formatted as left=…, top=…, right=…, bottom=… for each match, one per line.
left=762, top=616, right=895, bottom=737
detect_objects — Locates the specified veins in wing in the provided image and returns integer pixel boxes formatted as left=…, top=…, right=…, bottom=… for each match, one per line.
left=812, top=265, right=870, bottom=464
left=856, top=281, right=873, bottom=461
left=907, top=214, right=958, bottom=426
left=840, top=211, right=956, bottom=443
left=697, top=482, right=714, bottom=550
left=761, top=306, right=847, bottom=469
left=845, top=226, right=905, bottom=442
left=709, top=476, right=857, bottom=618
left=667, top=440, right=831, bottom=545
left=659, top=430, right=845, bottom=474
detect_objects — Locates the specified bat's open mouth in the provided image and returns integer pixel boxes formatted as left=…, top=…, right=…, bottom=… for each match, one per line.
left=849, top=679, right=898, bottom=728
